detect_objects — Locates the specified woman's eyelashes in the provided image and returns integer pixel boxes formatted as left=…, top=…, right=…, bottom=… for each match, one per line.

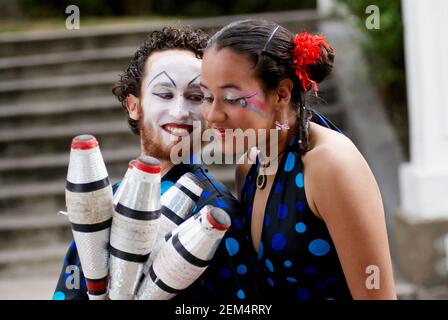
left=202, top=95, right=242, bottom=105
left=223, top=97, right=242, bottom=105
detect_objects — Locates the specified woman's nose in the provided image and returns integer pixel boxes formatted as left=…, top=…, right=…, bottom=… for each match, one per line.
left=204, top=100, right=227, bottom=123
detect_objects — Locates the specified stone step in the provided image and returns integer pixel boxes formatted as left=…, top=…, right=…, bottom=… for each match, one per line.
left=0, top=47, right=134, bottom=80
left=0, top=119, right=139, bottom=157
left=0, top=243, right=67, bottom=273
left=0, top=71, right=118, bottom=105
left=0, top=96, right=117, bottom=118
left=0, top=146, right=139, bottom=184
left=0, top=96, right=123, bottom=130
left=0, top=272, right=60, bottom=300
left=0, top=10, right=319, bottom=58
left=0, top=213, right=71, bottom=251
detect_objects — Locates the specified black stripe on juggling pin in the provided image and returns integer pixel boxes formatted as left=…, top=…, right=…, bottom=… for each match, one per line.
left=160, top=206, right=184, bottom=225
left=109, top=244, right=150, bottom=263
left=172, top=233, right=210, bottom=268
left=149, top=265, right=180, bottom=294
left=87, top=288, right=108, bottom=296
left=71, top=218, right=112, bottom=233
left=115, top=203, right=160, bottom=221
left=174, top=183, right=200, bottom=203
left=66, top=177, right=110, bottom=193
left=164, top=231, right=172, bottom=242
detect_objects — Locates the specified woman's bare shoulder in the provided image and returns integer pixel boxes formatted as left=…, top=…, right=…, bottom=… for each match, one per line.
left=303, top=122, right=362, bottom=169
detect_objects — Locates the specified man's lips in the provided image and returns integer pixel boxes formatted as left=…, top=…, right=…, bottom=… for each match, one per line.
left=161, top=123, right=193, bottom=136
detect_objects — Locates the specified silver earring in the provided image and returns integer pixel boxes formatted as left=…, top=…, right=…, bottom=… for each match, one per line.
left=275, top=120, right=290, bottom=131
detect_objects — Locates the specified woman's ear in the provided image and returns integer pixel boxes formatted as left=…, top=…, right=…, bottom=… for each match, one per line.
left=275, top=78, right=293, bottom=111
left=124, top=94, right=140, bottom=121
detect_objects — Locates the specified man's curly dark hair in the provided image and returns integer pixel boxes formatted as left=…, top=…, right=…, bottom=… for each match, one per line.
left=112, top=26, right=209, bottom=135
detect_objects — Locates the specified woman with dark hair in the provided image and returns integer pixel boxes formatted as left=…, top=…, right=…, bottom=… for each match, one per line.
left=200, top=19, right=397, bottom=300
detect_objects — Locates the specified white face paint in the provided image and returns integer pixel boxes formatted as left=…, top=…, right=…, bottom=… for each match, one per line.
left=141, top=51, right=204, bottom=145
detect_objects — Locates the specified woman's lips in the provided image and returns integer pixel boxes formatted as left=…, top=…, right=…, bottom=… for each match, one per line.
left=213, top=127, right=231, bottom=138
left=162, top=123, right=193, bottom=136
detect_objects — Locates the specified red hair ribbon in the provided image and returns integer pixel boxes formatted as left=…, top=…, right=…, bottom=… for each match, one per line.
left=292, top=31, right=329, bottom=95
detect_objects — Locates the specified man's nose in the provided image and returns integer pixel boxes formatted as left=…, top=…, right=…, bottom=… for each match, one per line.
left=169, top=95, right=190, bottom=119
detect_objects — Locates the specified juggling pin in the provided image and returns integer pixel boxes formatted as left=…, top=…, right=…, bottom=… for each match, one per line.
left=157, top=204, right=215, bottom=254
left=65, top=134, right=113, bottom=300
left=143, top=172, right=204, bottom=274
left=108, top=155, right=161, bottom=300
left=136, top=205, right=231, bottom=300
left=112, top=160, right=135, bottom=207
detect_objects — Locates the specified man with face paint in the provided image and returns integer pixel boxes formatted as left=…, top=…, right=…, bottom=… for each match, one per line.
left=53, top=26, right=257, bottom=302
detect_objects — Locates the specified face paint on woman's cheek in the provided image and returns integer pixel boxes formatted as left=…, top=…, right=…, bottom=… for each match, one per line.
left=239, top=92, right=267, bottom=118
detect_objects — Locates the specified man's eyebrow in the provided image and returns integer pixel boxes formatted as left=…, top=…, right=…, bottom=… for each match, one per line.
left=199, top=82, right=208, bottom=89
left=187, top=83, right=201, bottom=89
left=188, top=74, right=200, bottom=86
left=147, top=71, right=176, bottom=88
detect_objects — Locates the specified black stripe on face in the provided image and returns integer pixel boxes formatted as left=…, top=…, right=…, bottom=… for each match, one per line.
left=147, top=71, right=176, bottom=88
left=115, top=203, right=160, bottom=221
left=161, top=206, right=184, bottom=225
left=174, top=183, right=199, bottom=203
left=187, top=74, right=201, bottom=87
left=109, top=245, right=150, bottom=263
left=149, top=265, right=180, bottom=294
left=66, top=177, right=110, bottom=193
left=71, top=218, right=112, bottom=233
left=172, top=233, right=210, bottom=268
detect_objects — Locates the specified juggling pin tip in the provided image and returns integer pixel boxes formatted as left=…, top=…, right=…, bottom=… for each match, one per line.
left=208, top=207, right=231, bottom=231
left=71, top=134, right=98, bottom=150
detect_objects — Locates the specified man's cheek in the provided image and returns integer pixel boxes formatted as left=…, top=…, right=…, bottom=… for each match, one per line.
left=189, top=106, right=204, bottom=120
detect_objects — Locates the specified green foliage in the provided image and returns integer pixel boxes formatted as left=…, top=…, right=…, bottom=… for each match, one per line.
left=337, top=0, right=408, bottom=158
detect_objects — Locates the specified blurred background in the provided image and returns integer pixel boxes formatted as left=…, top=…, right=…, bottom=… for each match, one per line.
left=0, top=0, right=446, bottom=299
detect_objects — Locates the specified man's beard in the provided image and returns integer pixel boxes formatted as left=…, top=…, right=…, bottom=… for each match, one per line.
left=139, top=120, right=199, bottom=163
left=139, top=121, right=176, bottom=161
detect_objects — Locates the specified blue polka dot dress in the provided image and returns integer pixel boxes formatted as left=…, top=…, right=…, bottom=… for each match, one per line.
left=53, top=163, right=257, bottom=302
left=240, top=111, right=352, bottom=301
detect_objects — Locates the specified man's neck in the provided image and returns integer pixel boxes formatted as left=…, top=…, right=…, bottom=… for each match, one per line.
left=159, top=159, right=175, bottom=177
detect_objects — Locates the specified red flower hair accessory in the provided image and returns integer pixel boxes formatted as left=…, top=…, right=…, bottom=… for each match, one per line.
left=292, top=31, right=330, bottom=94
